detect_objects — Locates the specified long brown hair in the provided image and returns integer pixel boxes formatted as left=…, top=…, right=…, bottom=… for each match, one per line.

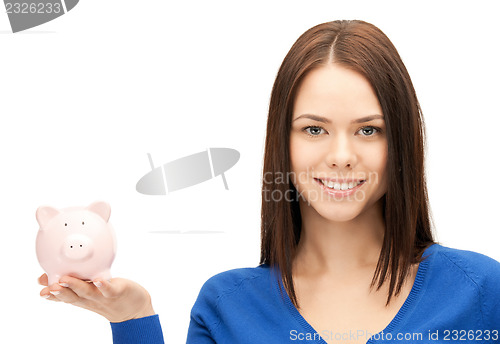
left=260, top=20, right=435, bottom=308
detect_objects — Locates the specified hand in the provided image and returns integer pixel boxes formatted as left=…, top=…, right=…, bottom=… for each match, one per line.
left=38, top=273, right=156, bottom=323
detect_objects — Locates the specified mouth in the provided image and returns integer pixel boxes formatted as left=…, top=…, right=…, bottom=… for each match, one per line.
left=314, top=178, right=366, bottom=195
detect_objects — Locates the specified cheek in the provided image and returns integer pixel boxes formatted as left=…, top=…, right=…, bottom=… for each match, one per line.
left=289, top=136, right=315, bottom=188
left=289, top=136, right=305, bottom=172
left=363, top=142, right=387, bottom=186
left=289, top=139, right=321, bottom=174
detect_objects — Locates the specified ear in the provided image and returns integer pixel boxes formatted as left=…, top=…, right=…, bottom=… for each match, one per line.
left=36, top=206, right=61, bottom=228
left=87, top=201, right=111, bottom=222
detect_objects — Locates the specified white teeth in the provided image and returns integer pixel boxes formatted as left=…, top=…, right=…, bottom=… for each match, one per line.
left=322, top=180, right=362, bottom=190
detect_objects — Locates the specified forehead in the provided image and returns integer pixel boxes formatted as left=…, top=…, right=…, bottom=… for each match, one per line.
left=293, top=64, right=383, bottom=120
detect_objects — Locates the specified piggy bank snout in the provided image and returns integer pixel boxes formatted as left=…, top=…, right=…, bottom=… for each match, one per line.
left=62, top=234, right=94, bottom=261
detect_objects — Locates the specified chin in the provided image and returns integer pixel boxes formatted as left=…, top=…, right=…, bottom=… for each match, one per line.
left=300, top=198, right=365, bottom=223
left=318, top=207, right=364, bottom=223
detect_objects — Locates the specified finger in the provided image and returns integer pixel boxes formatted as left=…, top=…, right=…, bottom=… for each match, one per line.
left=92, top=278, right=121, bottom=298
left=49, top=283, right=82, bottom=304
left=40, top=286, right=61, bottom=302
left=38, top=273, right=48, bottom=286
left=59, top=276, right=101, bottom=300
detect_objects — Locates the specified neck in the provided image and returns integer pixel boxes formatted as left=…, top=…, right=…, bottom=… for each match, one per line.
left=293, top=199, right=385, bottom=277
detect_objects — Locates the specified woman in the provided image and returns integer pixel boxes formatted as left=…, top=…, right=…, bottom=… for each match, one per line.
left=39, top=20, right=500, bottom=343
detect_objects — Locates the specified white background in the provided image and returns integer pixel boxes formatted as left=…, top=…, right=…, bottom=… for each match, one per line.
left=0, top=1, right=499, bottom=343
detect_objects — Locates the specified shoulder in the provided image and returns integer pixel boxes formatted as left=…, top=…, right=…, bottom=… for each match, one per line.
left=188, top=265, right=275, bottom=332
left=427, top=244, right=500, bottom=325
left=197, top=264, right=273, bottom=299
left=191, top=264, right=274, bottom=310
left=429, top=244, right=500, bottom=281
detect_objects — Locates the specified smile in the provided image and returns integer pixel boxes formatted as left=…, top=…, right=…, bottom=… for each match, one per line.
left=315, top=178, right=366, bottom=196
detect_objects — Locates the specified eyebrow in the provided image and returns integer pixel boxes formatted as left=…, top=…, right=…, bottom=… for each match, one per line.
left=293, top=114, right=385, bottom=124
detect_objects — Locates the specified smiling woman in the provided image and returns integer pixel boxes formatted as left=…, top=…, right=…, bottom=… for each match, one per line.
left=257, top=20, right=500, bottom=343
left=261, top=20, right=434, bottom=312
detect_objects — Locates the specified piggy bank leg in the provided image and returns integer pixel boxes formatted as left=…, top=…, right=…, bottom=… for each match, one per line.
left=47, top=274, right=62, bottom=286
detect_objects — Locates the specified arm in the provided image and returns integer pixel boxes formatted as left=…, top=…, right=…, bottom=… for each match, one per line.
left=185, top=275, right=222, bottom=344
left=186, top=315, right=217, bottom=344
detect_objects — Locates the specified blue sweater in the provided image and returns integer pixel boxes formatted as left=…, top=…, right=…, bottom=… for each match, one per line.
left=110, top=244, right=500, bottom=343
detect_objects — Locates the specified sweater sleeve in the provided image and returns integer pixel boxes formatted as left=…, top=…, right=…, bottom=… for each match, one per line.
left=186, top=315, right=217, bottom=343
left=185, top=275, right=222, bottom=343
left=477, top=254, right=500, bottom=328
left=443, top=247, right=500, bottom=328
left=110, top=314, right=165, bottom=344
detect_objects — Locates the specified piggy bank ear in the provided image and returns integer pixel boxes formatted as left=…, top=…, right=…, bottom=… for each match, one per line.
left=36, top=206, right=61, bottom=228
left=87, top=201, right=111, bottom=222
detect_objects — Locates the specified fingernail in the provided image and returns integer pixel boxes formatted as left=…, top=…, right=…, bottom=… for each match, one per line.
left=59, top=283, right=69, bottom=287
left=93, top=281, right=102, bottom=288
left=50, top=291, right=60, bottom=296
left=41, top=294, right=50, bottom=299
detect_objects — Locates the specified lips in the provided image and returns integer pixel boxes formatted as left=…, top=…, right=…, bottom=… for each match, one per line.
left=315, top=178, right=365, bottom=190
left=314, top=178, right=366, bottom=196
left=319, top=179, right=364, bottom=190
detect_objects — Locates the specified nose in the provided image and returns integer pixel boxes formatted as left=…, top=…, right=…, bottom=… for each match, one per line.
left=63, top=234, right=94, bottom=261
left=325, top=132, right=357, bottom=169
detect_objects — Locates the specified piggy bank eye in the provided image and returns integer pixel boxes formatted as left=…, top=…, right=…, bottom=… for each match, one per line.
left=64, top=223, right=67, bottom=227
left=82, top=221, right=85, bottom=225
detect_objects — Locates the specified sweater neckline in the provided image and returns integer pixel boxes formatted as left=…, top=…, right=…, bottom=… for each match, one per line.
left=276, top=243, right=438, bottom=343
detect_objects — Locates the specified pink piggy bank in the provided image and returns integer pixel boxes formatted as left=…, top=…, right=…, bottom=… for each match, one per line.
left=36, top=201, right=117, bottom=286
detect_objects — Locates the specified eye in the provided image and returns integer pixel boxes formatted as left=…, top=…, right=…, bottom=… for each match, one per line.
left=64, top=223, right=67, bottom=226
left=303, top=126, right=326, bottom=137
left=82, top=221, right=85, bottom=225
left=357, top=126, right=382, bottom=137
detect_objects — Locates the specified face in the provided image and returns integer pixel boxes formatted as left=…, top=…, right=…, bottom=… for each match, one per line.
left=289, top=64, right=388, bottom=223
